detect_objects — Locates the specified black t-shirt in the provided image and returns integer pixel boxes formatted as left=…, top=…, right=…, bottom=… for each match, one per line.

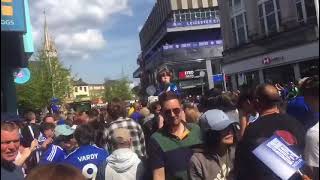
left=235, top=113, right=306, bottom=180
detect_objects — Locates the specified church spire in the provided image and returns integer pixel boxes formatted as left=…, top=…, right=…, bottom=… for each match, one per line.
left=43, top=10, right=50, bottom=51
left=43, top=10, right=57, bottom=57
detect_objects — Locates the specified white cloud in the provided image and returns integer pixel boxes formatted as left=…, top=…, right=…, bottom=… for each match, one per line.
left=29, top=0, right=132, bottom=61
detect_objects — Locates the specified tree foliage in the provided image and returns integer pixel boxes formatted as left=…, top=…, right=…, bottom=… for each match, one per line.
left=104, top=78, right=133, bottom=102
left=16, top=50, right=72, bottom=111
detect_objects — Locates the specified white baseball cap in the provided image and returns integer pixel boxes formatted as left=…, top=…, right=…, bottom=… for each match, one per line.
left=199, top=109, right=237, bottom=131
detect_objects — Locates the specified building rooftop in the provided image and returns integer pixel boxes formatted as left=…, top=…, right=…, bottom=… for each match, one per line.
left=73, top=78, right=88, bottom=86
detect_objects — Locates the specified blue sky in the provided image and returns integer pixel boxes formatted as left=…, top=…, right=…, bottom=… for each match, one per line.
left=29, top=0, right=155, bottom=84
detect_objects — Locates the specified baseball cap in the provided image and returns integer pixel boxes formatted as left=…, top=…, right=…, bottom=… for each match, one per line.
left=55, top=124, right=75, bottom=137
left=199, top=109, right=237, bottom=131
left=111, top=128, right=131, bottom=144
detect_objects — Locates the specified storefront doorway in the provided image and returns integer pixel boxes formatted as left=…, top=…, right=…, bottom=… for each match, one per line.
left=263, top=65, right=295, bottom=84
left=299, top=59, right=319, bottom=77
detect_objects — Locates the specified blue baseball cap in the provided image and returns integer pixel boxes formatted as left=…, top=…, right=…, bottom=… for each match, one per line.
left=199, top=109, right=237, bottom=131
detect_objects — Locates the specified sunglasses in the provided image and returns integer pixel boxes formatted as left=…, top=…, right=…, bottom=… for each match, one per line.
left=163, top=108, right=181, bottom=116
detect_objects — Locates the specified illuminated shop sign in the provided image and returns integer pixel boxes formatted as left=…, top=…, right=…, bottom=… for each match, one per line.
left=179, top=71, right=195, bottom=79
left=1, top=0, right=26, bottom=32
left=163, top=40, right=223, bottom=50
left=167, top=18, right=220, bottom=28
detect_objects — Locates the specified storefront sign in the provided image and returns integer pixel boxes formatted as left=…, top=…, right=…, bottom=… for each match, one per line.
left=222, top=42, right=318, bottom=75
left=13, top=68, right=30, bottom=84
left=167, top=18, right=220, bottom=28
left=163, top=40, right=223, bottom=50
left=213, top=74, right=224, bottom=83
left=1, top=0, right=26, bottom=32
left=262, top=56, right=285, bottom=65
left=179, top=71, right=195, bottom=79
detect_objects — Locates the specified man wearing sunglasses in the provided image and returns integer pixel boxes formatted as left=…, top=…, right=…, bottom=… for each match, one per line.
left=1, top=120, right=24, bottom=180
left=148, top=91, right=202, bottom=180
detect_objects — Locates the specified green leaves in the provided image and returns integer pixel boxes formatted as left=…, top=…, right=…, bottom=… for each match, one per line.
left=16, top=50, right=72, bottom=111
left=104, top=78, right=133, bottom=102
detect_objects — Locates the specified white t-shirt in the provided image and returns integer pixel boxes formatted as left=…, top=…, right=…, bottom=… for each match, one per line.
left=304, top=121, right=319, bottom=167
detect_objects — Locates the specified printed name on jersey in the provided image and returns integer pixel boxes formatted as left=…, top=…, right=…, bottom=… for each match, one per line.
left=77, top=153, right=99, bottom=162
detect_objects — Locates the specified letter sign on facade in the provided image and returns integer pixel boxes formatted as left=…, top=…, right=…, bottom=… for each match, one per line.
left=1, top=0, right=26, bottom=32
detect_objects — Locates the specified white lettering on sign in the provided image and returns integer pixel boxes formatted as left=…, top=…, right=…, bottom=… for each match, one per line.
left=266, top=138, right=301, bottom=166
left=185, top=71, right=194, bottom=78
left=1, top=19, right=14, bottom=25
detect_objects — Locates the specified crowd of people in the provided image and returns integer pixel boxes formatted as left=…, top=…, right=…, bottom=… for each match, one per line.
left=1, top=68, right=319, bottom=180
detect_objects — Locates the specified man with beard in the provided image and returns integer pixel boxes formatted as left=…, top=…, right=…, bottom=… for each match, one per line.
left=148, top=91, right=202, bottom=180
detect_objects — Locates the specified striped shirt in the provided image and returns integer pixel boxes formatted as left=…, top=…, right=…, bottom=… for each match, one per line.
left=39, top=144, right=66, bottom=165
left=104, top=117, right=146, bottom=158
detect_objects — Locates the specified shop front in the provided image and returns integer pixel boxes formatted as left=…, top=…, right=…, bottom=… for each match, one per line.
left=222, top=41, right=319, bottom=90
left=177, top=69, right=207, bottom=96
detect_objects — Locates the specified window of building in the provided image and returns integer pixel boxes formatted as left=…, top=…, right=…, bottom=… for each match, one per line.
left=80, top=87, right=82, bottom=91
left=75, top=87, right=78, bottom=92
left=230, top=0, right=248, bottom=45
left=84, top=87, right=87, bottom=92
left=172, top=8, right=219, bottom=23
left=258, top=0, right=281, bottom=36
left=296, top=0, right=317, bottom=23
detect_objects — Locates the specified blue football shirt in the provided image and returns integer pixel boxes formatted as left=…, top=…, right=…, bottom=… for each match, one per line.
left=39, top=144, right=66, bottom=165
left=63, top=145, right=109, bottom=179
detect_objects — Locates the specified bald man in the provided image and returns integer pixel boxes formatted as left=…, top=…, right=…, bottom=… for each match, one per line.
left=234, top=84, right=306, bottom=180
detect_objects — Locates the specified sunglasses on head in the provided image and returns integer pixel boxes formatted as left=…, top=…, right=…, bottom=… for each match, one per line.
left=164, top=108, right=181, bottom=116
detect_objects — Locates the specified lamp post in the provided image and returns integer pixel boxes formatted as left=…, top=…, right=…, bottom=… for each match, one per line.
left=199, top=71, right=206, bottom=96
left=46, top=50, right=55, bottom=98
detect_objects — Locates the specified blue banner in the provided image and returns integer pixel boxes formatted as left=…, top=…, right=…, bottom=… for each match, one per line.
left=163, top=40, right=223, bottom=50
left=213, top=74, right=224, bottom=83
left=1, top=0, right=26, bottom=32
left=167, top=18, right=220, bottom=28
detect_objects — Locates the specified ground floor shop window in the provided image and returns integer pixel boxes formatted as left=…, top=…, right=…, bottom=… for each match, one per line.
left=236, top=71, right=260, bottom=89
left=263, top=65, right=295, bottom=84
left=299, top=59, right=319, bottom=77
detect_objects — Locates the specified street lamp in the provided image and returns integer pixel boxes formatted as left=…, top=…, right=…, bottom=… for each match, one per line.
left=199, top=71, right=206, bottom=96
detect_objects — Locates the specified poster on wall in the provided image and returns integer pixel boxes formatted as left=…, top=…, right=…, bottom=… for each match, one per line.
left=1, top=0, right=26, bottom=32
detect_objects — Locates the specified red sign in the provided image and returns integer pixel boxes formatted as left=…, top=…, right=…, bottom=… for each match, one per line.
left=179, top=71, right=194, bottom=79
left=262, top=57, right=271, bottom=64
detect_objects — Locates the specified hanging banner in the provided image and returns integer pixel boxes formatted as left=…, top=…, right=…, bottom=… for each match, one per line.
left=167, top=18, right=220, bottom=28
left=1, top=0, right=26, bottom=32
left=163, top=40, right=223, bottom=50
